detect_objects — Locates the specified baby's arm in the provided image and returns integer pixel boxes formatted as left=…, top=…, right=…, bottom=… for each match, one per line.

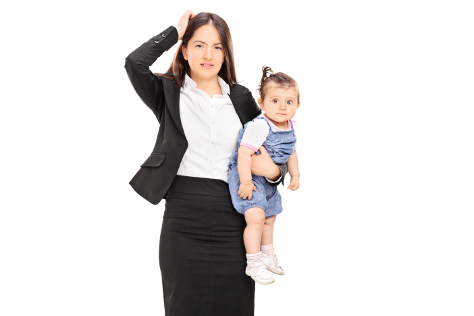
left=237, top=119, right=269, bottom=198
left=287, top=151, right=300, bottom=191
left=237, top=146, right=257, bottom=199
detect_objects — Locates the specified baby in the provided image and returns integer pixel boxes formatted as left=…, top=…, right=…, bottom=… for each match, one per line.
left=227, top=66, right=301, bottom=285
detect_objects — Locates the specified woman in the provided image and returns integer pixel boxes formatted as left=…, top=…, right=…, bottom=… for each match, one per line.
left=124, top=10, right=288, bottom=316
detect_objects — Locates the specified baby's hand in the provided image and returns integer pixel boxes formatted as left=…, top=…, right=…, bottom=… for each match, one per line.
left=238, top=182, right=257, bottom=200
left=287, top=176, right=300, bottom=191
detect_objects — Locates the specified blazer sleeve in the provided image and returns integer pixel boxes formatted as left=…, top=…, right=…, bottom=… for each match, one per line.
left=243, top=87, right=288, bottom=187
left=124, top=26, right=178, bottom=119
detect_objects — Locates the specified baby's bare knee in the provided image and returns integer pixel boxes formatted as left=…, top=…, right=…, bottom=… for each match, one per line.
left=244, top=208, right=266, bottom=226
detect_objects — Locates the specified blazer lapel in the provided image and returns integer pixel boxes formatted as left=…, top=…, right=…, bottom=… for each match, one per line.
left=162, top=77, right=185, bottom=137
left=228, top=87, right=254, bottom=127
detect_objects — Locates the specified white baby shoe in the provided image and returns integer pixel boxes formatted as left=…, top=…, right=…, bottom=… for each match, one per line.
left=245, top=261, right=275, bottom=285
left=261, top=253, right=284, bottom=275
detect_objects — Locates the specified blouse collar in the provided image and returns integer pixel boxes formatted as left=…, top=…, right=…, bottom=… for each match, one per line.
left=182, top=73, right=230, bottom=96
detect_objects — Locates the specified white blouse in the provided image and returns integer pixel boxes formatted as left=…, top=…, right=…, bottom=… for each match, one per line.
left=176, top=74, right=282, bottom=184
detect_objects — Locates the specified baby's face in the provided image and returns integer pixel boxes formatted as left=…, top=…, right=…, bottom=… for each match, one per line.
left=258, top=82, right=299, bottom=129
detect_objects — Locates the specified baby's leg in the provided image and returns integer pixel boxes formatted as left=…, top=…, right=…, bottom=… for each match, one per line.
left=243, top=207, right=266, bottom=254
left=261, top=215, right=276, bottom=245
left=261, top=180, right=282, bottom=245
left=260, top=214, right=284, bottom=275
left=244, top=207, right=275, bottom=284
left=258, top=182, right=285, bottom=275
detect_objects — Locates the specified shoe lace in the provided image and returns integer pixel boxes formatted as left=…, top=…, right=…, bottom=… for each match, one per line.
left=268, top=254, right=280, bottom=269
left=263, top=253, right=282, bottom=271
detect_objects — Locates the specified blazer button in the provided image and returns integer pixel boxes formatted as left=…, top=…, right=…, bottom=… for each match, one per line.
left=161, top=33, right=166, bottom=37
left=154, top=39, right=160, bottom=44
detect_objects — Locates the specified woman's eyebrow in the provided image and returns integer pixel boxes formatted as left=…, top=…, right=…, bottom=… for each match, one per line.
left=193, top=40, right=222, bottom=45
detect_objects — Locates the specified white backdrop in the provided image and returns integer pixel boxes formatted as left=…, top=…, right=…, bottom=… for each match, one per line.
left=1, top=0, right=473, bottom=315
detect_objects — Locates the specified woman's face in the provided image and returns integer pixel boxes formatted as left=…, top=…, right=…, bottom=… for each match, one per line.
left=182, top=24, right=225, bottom=82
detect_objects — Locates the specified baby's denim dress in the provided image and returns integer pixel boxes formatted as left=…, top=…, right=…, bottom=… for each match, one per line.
left=227, top=116, right=297, bottom=218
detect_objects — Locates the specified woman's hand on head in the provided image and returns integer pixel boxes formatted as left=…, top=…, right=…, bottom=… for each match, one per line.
left=176, top=9, right=195, bottom=41
left=250, top=146, right=280, bottom=179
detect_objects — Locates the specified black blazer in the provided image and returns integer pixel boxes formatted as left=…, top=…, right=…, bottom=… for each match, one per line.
left=124, top=26, right=288, bottom=205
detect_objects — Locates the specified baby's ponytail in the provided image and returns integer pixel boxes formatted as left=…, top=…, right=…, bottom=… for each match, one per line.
left=257, top=65, right=301, bottom=104
left=259, top=66, right=274, bottom=91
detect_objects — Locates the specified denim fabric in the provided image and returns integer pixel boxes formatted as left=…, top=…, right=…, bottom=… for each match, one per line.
left=227, top=117, right=296, bottom=218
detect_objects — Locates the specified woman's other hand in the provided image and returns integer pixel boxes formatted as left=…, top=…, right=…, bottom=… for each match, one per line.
left=250, top=146, right=281, bottom=180
left=176, top=10, right=195, bottom=40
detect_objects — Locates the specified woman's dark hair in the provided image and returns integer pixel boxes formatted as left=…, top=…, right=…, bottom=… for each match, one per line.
left=157, top=12, right=237, bottom=87
left=258, top=66, right=301, bottom=104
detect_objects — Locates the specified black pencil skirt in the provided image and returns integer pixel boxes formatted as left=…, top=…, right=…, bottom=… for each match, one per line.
left=159, top=175, right=255, bottom=316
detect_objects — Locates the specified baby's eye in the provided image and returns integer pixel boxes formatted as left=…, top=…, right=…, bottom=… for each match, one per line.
left=287, top=100, right=293, bottom=105
left=272, top=99, right=278, bottom=103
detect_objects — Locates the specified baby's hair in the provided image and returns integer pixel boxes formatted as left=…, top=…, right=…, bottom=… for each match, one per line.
left=258, top=66, right=301, bottom=104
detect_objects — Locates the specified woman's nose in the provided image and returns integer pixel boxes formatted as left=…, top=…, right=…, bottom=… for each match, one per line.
left=203, top=47, right=213, bottom=60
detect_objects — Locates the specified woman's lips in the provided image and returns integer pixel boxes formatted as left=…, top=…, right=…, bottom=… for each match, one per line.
left=201, top=63, right=213, bottom=69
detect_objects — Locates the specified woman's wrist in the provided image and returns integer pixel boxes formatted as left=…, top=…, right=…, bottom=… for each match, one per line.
left=176, top=26, right=183, bottom=40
